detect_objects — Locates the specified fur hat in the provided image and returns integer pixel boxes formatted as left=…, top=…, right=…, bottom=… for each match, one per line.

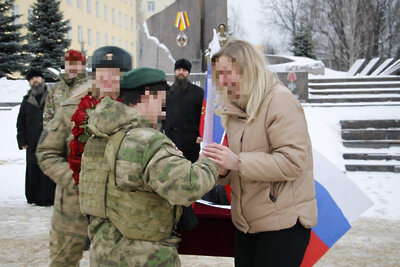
left=174, top=58, right=192, bottom=73
left=120, top=67, right=166, bottom=90
left=90, top=46, right=132, bottom=72
left=25, top=68, right=44, bottom=81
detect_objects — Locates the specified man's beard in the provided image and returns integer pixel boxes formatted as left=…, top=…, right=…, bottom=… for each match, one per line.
left=31, top=82, right=45, bottom=96
left=173, top=76, right=189, bottom=91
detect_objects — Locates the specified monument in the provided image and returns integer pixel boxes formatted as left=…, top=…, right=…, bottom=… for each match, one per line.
left=137, top=0, right=227, bottom=73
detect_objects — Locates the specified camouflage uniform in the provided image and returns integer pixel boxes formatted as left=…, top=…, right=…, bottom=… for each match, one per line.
left=43, top=75, right=87, bottom=125
left=80, top=97, right=219, bottom=266
left=36, top=82, right=91, bottom=267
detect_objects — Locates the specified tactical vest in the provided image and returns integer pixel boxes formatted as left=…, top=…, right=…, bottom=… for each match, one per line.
left=79, top=130, right=181, bottom=242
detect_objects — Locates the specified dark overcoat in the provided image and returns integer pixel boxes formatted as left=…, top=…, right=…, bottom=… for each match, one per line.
left=16, top=86, right=55, bottom=206
left=164, top=82, right=204, bottom=162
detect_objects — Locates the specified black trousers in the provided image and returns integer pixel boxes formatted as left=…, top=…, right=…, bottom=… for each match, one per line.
left=235, top=221, right=311, bottom=267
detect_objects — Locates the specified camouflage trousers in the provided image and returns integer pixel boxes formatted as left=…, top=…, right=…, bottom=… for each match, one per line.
left=88, top=218, right=181, bottom=267
left=49, top=229, right=87, bottom=267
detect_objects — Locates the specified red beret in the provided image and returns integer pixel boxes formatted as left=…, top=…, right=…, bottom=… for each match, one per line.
left=65, top=49, right=85, bottom=62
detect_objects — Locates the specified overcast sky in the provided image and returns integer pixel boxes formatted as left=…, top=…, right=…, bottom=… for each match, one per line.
left=228, top=0, right=262, bottom=43
left=227, top=0, right=290, bottom=54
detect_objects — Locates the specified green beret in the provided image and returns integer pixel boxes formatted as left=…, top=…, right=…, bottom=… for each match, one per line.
left=120, top=67, right=166, bottom=90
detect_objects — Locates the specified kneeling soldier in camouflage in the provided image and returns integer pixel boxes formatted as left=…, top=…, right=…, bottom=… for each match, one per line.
left=79, top=67, right=219, bottom=266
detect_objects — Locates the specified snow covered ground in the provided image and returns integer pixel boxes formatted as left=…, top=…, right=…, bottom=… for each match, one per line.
left=0, top=75, right=399, bottom=266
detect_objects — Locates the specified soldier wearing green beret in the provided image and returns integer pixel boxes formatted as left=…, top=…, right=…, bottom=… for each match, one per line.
left=79, top=67, right=219, bottom=266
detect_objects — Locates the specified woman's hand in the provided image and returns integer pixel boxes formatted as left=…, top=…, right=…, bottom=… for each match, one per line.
left=203, top=143, right=239, bottom=172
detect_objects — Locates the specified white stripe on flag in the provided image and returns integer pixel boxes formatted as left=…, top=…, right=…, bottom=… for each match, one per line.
left=202, top=63, right=214, bottom=146
left=313, top=149, right=373, bottom=224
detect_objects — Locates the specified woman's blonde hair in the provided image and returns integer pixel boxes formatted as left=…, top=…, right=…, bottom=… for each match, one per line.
left=212, top=39, right=280, bottom=128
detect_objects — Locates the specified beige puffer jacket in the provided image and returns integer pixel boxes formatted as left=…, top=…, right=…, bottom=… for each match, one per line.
left=217, top=84, right=318, bottom=234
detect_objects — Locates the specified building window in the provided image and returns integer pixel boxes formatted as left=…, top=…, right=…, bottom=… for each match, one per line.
left=130, top=17, right=134, bottom=31
left=11, top=4, right=19, bottom=25
left=130, top=0, right=133, bottom=6
left=118, top=11, right=122, bottom=26
left=111, top=8, right=115, bottom=24
left=125, top=41, right=128, bottom=50
left=96, top=31, right=100, bottom=47
left=87, top=29, right=92, bottom=46
left=66, top=0, right=72, bottom=5
left=104, top=5, right=108, bottom=20
left=68, top=21, right=72, bottom=40
left=78, top=25, right=83, bottom=43
left=87, top=0, right=91, bottom=14
left=112, top=36, right=115, bottom=46
left=124, top=14, right=128, bottom=29
left=77, top=0, right=82, bottom=9
left=147, top=1, right=155, bottom=12
left=119, top=39, right=122, bottom=48
left=95, top=1, right=100, bottom=17
left=131, top=43, right=134, bottom=57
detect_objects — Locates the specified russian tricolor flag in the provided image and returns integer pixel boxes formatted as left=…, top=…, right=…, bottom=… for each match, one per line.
left=301, top=149, right=373, bottom=266
left=199, top=60, right=231, bottom=201
left=199, top=30, right=231, bottom=200
left=199, top=63, right=226, bottom=146
left=199, top=28, right=225, bottom=147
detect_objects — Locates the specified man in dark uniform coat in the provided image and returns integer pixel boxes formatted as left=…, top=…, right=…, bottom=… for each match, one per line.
left=16, top=67, right=56, bottom=206
left=164, top=58, right=204, bottom=163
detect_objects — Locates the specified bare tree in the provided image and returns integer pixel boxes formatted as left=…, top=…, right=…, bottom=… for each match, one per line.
left=380, top=0, right=400, bottom=57
left=259, top=0, right=305, bottom=36
left=228, top=4, right=246, bottom=39
left=258, top=0, right=320, bottom=55
left=319, top=0, right=400, bottom=69
left=325, top=0, right=368, bottom=68
left=258, top=0, right=400, bottom=71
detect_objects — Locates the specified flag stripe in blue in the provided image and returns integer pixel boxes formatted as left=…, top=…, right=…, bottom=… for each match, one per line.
left=313, top=181, right=351, bottom=248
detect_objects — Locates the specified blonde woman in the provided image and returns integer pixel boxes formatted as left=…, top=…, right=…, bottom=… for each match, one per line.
left=203, top=39, right=317, bottom=267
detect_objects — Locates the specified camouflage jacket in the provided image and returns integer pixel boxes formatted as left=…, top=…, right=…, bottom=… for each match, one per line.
left=36, top=81, right=91, bottom=236
left=43, top=74, right=87, bottom=125
left=84, top=97, right=218, bottom=266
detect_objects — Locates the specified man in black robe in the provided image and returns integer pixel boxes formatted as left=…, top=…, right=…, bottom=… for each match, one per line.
left=16, top=67, right=56, bottom=206
left=164, top=58, right=204, bottom=163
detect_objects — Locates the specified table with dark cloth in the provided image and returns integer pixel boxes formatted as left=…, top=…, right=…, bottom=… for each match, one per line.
left=177, top=202, right=235, bottom=257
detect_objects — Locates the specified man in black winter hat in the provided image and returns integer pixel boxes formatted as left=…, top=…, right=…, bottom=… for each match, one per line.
left=164, top=58, right=204, bottom=163
left=17, top=67, right=56, bottom=206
